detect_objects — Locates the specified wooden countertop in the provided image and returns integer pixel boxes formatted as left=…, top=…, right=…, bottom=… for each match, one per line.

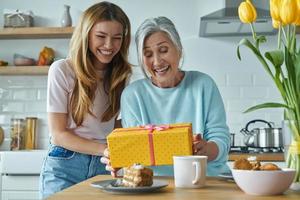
left=47, top=175, right=299, bottom=200
left=229, top=153, right=284, bottom=161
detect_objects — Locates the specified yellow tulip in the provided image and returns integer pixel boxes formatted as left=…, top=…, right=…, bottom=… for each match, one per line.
left=272, top=19, right=280, bottom=29
left=238, top=0, right=257, bottom=23
left=270, top=0, right=282, bottom=21
left=280, top=0, right=297, bottom=24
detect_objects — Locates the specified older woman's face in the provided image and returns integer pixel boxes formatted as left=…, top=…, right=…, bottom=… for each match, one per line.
left=143, top=32, right=181, bottom=87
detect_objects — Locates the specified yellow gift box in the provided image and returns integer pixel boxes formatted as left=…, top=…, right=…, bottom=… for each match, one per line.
left=107, top=123, right=193, bottom=168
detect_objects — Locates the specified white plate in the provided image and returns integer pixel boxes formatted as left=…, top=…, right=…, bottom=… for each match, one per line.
left=90, top=179, right=168, bottom=194
left=218, top=172, right=234, bottom=180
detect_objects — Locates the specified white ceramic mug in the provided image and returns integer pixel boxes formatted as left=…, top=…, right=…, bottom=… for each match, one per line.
left=173, top=155, right=207, bottom=188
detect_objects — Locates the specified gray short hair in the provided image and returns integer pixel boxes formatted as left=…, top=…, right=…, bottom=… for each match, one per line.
left=135, top=16, right=183, bottom=77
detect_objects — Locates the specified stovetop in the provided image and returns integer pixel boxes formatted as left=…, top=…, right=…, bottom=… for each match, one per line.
left=230, top=146, right=284, bottom=154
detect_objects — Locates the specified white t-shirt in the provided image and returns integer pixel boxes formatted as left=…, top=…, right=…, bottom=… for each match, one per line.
left=47, top=59, right=115, bottom=143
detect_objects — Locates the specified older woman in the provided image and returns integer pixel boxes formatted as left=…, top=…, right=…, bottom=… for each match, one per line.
left=104, top=16, right=230, bottom=176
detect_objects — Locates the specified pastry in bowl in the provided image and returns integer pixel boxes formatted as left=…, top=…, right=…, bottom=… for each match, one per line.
left=232, top=168, right=295, bottom=195
left=232, top=158, right=295, bottom=195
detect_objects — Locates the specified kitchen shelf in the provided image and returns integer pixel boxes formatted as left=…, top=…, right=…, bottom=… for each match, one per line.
left=0, top=27, right=74, bottom=39
left=0, top=66, right=49, bottom=75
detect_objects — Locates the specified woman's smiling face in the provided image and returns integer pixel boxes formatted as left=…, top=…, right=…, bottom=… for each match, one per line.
left=143, top=31, right=182, bottom=88
left=88, top=20, right=124, bottom=70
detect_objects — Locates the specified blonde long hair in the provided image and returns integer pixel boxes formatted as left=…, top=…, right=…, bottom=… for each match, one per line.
left=69, top=2, right=131, bottom=125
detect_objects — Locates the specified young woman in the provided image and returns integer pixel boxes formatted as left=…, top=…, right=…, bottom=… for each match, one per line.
left=102, top=16, right=230, bottom=177
left=39, top=2, right=131, bottom=198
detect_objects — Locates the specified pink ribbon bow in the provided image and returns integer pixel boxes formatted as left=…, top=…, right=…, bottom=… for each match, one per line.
left=140, top=124, right=170, bottom=131
left=140, top=124, right=170, bottom=165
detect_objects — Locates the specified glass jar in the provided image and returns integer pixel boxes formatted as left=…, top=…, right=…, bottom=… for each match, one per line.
left=25, top=117, right=37, bottom=149
left=10, top=118, right=25, bottom=151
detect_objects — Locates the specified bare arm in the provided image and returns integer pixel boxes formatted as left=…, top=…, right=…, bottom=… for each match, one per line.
left=49, top=113, right=106, bottom=156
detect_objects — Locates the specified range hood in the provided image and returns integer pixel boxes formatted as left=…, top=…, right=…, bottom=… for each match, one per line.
left=199, top=1, right=276, bottom=37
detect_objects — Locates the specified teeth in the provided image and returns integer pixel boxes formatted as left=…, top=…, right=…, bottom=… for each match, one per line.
left=155, top=66, right=169, bottom=72
left=98, top=49, right=113, bottom=55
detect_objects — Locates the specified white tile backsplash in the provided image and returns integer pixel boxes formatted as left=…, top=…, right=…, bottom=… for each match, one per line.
left=13, top=89, right=37, bottom=100
left=2, top=102, right=24, bottom=112
left=241, top=86, right=269, bottom=99
left=24, top=101, right=47, bottom=112
left=0, top=70, right=284, bottom=149
left=0, top=76, right=49, bottom=150
left=226, top=74, right=252, bottom=86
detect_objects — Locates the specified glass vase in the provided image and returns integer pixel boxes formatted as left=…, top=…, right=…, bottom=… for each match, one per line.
left=282, top=120, right=300, bottom=190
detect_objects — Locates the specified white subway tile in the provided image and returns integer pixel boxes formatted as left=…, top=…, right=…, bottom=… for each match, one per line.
left=209, top=73, right=226, bottom=86
left=0, top=114, right=11, bottom=125
left=2, top=102, right=24, bottom=112
left=253, top=74, right=274, bottom=86
left=267, top=85, right=283, bottom=100
left=37, top=89, right=47, bottom=100
left=226, top=112, right=243, bottom=125
left=6, top=76, right=47, bottom=88
left=227, top=99, right=256, bottom=112
left=37, top=125, right=49, bottom=139
left=241, top=86, right=268, bottom=99
left=24, top=101, right=46, bottom=112
left=219, top=86, right=241, bottom=99
left=265, top=112, right=284, bottom=127
left=13, top=89, right=37, bottom=100
left=0, top=88, right=12, bottom=100
left=226, top=74, right=252, bottom=86
left=242, top=112, right=269, bottom=125
left=36, top=113, right=48, bottom=125
left=36, top=138, right=49, bottom=150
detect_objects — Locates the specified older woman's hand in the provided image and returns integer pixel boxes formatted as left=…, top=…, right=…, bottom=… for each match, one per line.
left=193, top=134, right=219, bottom=161
left=100, top=148, right=120, bottom=177
left=193, top=134, right=208, bottom=155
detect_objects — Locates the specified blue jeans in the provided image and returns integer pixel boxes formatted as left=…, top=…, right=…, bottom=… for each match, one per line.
left=39, top=144, right=109, bottom=199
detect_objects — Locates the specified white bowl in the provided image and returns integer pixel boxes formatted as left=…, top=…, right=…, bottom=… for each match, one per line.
left=231, top=168, right=296, bottom=195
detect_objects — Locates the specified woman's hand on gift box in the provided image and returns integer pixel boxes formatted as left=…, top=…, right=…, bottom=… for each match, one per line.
left=100, top=148, right=121, bottom=177
left=193, top=134, right=219, bottom=161
left=193, top=134, right=208, bottom=155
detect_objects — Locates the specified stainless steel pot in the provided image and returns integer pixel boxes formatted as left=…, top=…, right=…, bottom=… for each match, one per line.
left=240, top=119, right=283, bottom=148
left=230, top=133, right=235, bottom=147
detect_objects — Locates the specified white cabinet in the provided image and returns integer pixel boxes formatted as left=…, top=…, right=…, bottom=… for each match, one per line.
left=0, top=151, right=46, bottom=200
left=1, top=175, right=39, bottom=200
left=2, top=191, right=38, bottom=200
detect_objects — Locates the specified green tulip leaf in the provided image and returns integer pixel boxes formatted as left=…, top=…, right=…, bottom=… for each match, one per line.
left=244, top=102, right=292, bottom=113
left=237, top=38, right=260, bottom=60
left=237, top=38, right=273, bottom=79
left=257, top=35, right=267, bottom=43
left=284, top=47, right=297, bottom=89
left=256, top=35, right=267, bottom=48
left=294, top=52, right=300, bottom=96
left=265, top=50, right=284, bottom=69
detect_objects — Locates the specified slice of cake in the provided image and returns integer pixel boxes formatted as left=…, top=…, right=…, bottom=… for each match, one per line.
left=122, top=164, right=153, bottom=187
